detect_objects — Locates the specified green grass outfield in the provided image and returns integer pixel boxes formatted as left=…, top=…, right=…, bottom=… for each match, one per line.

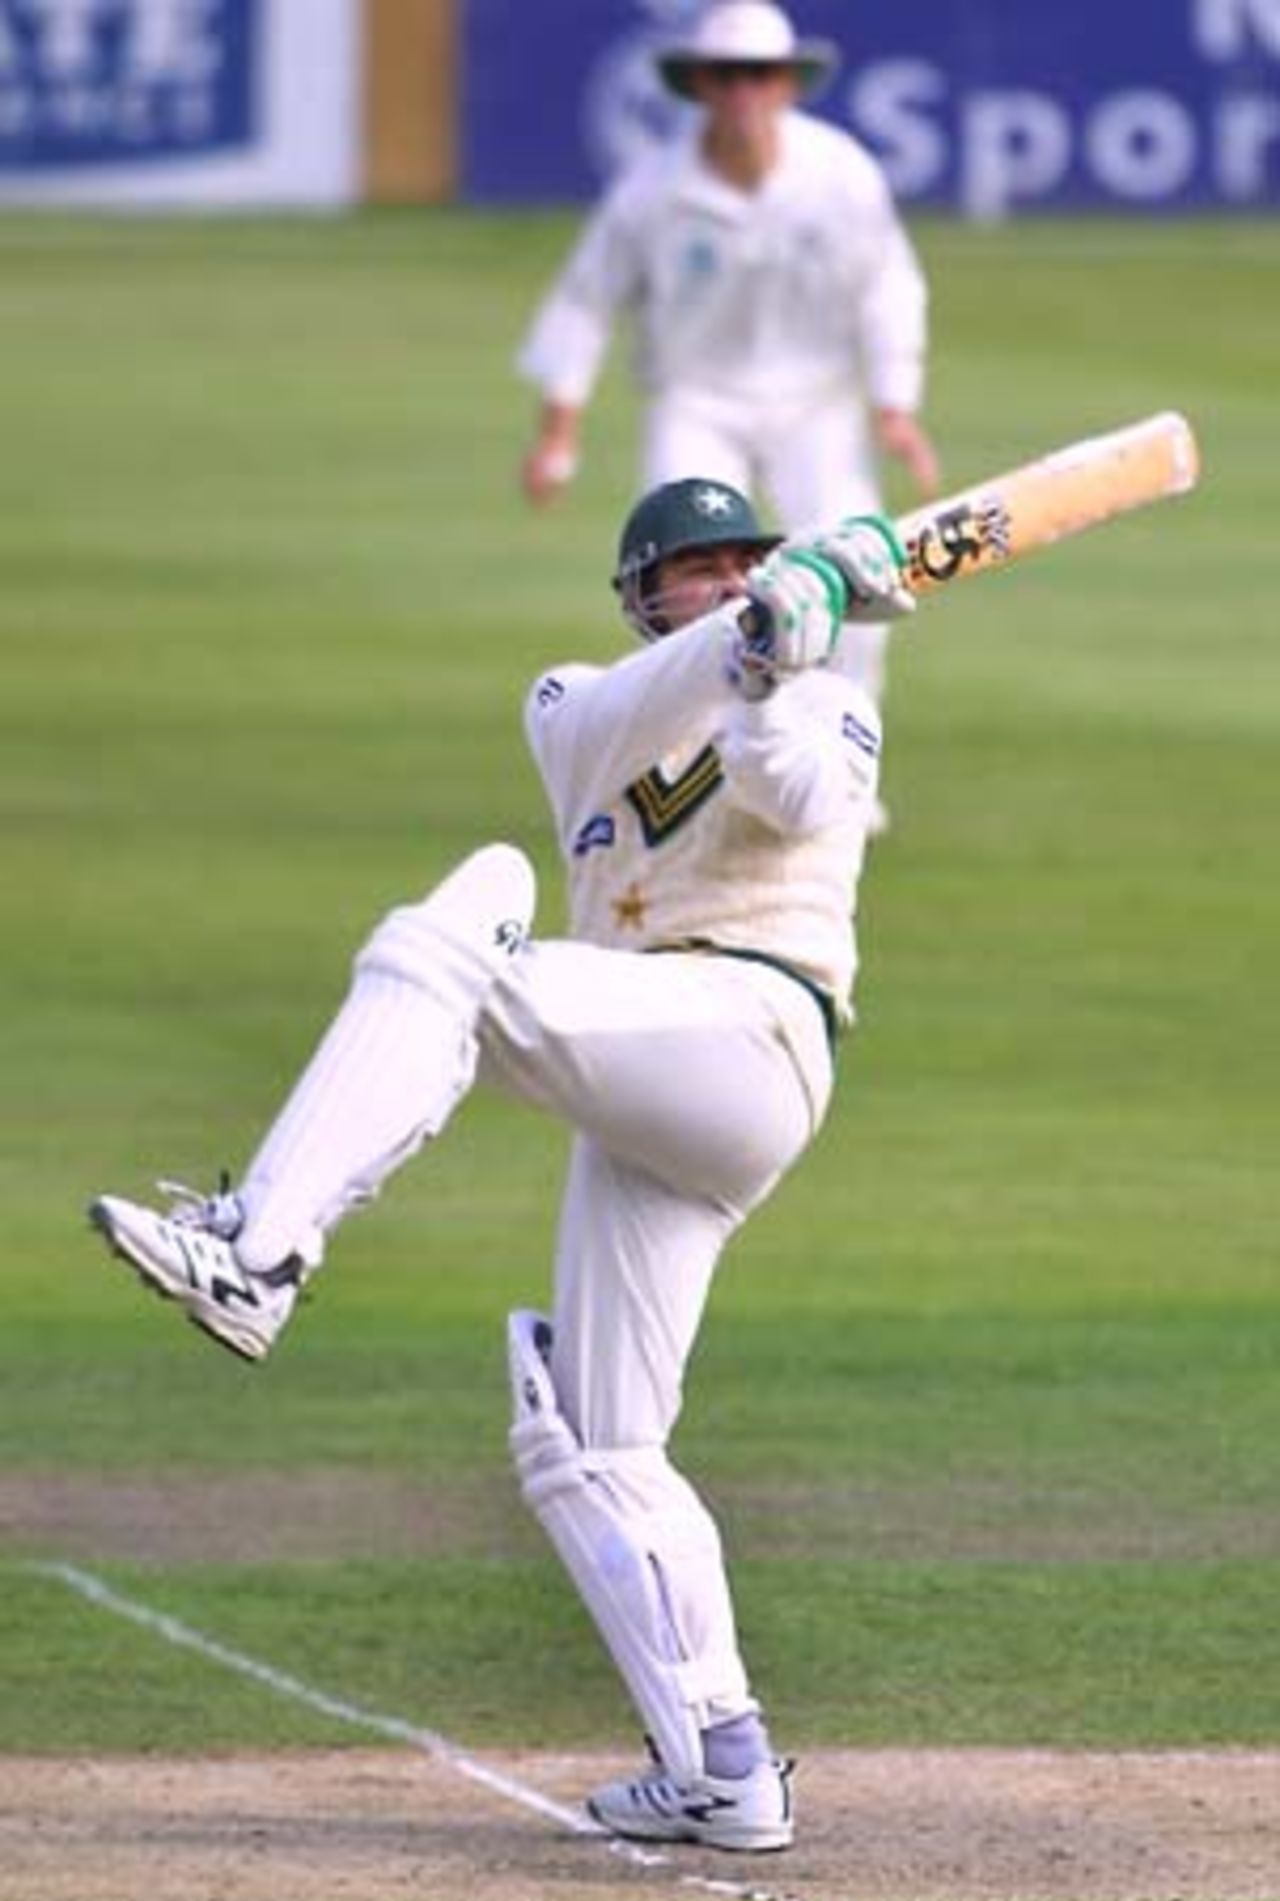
left=1, top=211, right=1277, bottom=1756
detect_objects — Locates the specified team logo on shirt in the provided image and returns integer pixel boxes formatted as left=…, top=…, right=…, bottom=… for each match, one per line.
left=681, top=236, right=720, bottom=285
left=611, top=881, right=649, bottom=930
left=626, top=746, right=724, bottom=845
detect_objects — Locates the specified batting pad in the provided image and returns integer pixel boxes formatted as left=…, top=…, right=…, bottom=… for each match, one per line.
left=507, top=1309, right=755, bottom=1780
left=234, top=846, right=535, bottom=1272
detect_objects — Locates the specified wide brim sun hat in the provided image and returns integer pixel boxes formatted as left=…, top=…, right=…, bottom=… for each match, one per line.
left=656, top=2, right=841, bottom=102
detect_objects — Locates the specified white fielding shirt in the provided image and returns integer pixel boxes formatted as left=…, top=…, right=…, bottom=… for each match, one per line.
left=517, top=110, right=927, bottom=413
left=525, top=605, right=882, bottom=1016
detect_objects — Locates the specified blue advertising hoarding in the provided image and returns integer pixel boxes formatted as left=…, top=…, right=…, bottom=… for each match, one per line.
left=461, top=0, right=1280, bottom=213
left=0, top=0, right=256, bottom=170
left=0, top=0, right=360, bottom=208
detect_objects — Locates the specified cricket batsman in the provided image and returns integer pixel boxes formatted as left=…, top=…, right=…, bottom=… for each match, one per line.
left=89, top=479, right=914, bottom=1852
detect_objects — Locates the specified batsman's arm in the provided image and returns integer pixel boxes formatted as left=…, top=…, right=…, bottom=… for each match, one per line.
left=719, top=673, right=881, bottom=837
left=525, top=604, right=756, bottom=837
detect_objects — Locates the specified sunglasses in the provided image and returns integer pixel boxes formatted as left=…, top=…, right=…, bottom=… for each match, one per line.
left=695, top=61, right=790, bottom=86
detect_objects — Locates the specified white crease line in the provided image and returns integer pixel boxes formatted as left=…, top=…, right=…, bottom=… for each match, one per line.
left=32, top=1561, right=802, bottom=1901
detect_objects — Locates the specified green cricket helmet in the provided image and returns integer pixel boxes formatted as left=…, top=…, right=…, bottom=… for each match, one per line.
left=612, top=477, right=781, bottom=640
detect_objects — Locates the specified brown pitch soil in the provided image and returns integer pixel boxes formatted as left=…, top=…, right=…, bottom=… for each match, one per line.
left=2, top=1745, right=1278, bottom=1901
left=6, top=1473, right=1277, bottom=1900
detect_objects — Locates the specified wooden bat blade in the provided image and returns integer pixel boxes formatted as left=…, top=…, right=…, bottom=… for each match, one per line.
left=895, top=411, right=1200, bottom=597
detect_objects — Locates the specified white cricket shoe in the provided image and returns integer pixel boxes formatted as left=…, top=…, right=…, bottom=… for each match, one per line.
left=88, top=1182, right=301, bottom=1364
left=587, top=1756, right=794, bottom=1853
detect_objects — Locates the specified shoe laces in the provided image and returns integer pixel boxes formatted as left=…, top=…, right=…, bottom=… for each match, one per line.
left=156, top=1169, right=245, bottom=1241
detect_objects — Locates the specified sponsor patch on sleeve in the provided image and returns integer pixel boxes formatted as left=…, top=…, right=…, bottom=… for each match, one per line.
left=572, top=814, right=616, bottom=857
left=534, top=674, right=566, bottom=710
left=841, top=710, right=881, bottom=759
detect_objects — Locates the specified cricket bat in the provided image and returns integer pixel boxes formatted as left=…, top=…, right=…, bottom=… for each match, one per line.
left=894, top=411, right=1200, bottom=598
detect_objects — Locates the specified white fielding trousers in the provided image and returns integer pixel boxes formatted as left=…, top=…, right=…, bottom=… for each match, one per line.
left=641, top=380, right=889, bottom=701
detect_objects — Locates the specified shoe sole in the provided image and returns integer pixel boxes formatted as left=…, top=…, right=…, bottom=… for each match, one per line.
left=584, top=1797, right=792, bottom=1853
left=88, top=1200, right=268, bottom=1365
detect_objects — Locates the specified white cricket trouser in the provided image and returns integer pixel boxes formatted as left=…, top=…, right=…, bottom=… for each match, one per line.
left=233, top=850, right=834, bottom=1760
left=485, top=938, right=832, bottom=1758
left=481, top=941, right=832, bottom=1446
left=641, top=381, right=889, bottom=701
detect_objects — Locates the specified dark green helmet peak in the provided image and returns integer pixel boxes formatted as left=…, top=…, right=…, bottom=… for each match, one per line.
left=612, top=478, right=780, bottom=640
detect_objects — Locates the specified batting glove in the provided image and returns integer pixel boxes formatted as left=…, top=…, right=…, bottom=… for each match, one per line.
left=728, top=548, right=847, bottom=698
left=801, top=514, right=916, bottom=622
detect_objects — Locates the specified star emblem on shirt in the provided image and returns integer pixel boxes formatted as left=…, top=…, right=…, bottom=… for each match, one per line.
left=693, top=485, right=736, bottom=520
left=611, top=881, right=649, bottom=930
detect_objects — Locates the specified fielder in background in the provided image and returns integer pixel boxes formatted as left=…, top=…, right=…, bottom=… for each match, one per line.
left=89, top=479, right=914, bottom=1854
left=518, top=0, right=940, bottom=746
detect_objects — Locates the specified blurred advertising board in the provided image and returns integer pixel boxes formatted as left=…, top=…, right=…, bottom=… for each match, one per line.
left=0, top=0, right=360, bottom=206
left=461, top=0, right=1280, bottom=215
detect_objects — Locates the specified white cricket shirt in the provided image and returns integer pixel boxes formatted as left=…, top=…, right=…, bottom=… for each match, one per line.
left=524, top=604, right=882, bottom=1015
left=518, top=109, right=927, bottom=413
